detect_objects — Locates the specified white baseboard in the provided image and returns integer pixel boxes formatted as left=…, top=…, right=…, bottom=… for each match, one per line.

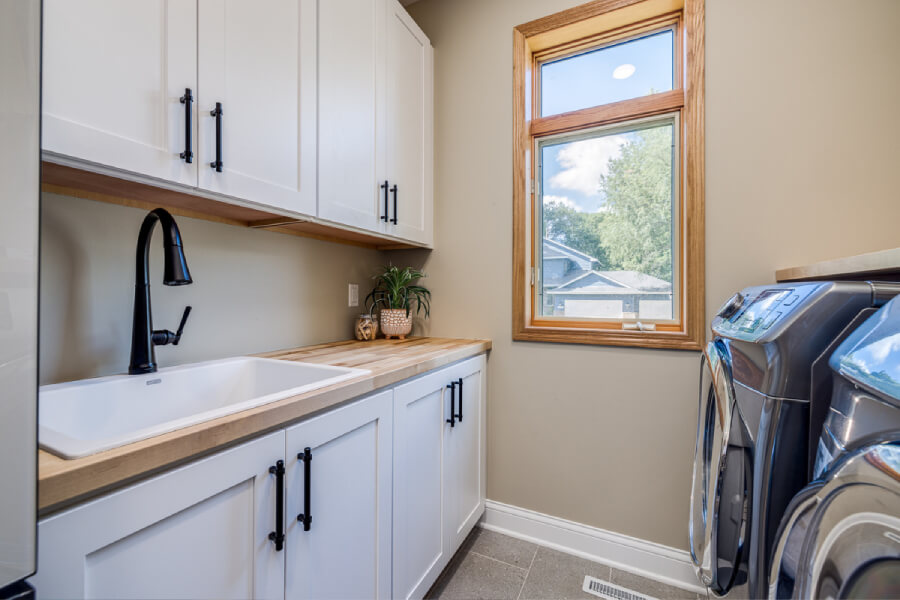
left=480, top=499, right=706, bottom=595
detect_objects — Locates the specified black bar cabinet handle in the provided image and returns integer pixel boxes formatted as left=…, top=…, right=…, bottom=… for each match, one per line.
left=179, top=88, right=193, bottom=163
left=268, top=460, right=285, bottom=551
left=297, top=447, right=312, bottom=531
left=446, top=381, right=457, bottom=427
left=380, top=180, right=389, bottom=222
left=210, top=102, right=223, bottom=172
left=456, top=377, right=463, bottom=422
left=390, top=184, right=398, bottom=224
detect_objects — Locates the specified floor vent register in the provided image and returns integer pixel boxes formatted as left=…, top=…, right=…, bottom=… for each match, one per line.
left=582, top=576, right=658, bottom=600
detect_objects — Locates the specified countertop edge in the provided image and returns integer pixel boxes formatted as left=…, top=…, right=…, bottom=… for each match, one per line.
left=776, top=247, right=900, bottom=282
left=38, top=337, right=491, bottom=514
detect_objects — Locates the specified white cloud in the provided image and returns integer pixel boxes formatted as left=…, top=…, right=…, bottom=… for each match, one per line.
left=549, top=135, right=627, bottom=197
left=543, top=195, right=579, bottom=210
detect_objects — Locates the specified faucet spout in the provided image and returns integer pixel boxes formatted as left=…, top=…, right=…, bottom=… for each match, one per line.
left=129, top=208, right=193, bottom=375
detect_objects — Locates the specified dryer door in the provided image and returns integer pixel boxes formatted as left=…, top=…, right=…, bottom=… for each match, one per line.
left=691, top=342, right=752, bottom=594
left=797, top=443, right=900, bottom=600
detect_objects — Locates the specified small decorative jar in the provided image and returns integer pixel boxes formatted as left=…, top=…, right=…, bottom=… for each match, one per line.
left=380, top=308, right=413, bottom=340
left=354, top=314, right=378, bottom=341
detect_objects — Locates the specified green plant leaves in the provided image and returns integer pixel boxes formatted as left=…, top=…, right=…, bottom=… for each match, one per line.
left=365, top=265, right=431, bottom=318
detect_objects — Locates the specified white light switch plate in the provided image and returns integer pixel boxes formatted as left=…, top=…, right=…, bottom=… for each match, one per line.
left=348, top=283, right=359, bottom=307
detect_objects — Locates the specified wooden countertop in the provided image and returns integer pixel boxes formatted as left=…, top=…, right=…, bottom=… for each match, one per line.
left=776, top=247, right=900, bottom=282
left=38, top=337, right=491, bottom=514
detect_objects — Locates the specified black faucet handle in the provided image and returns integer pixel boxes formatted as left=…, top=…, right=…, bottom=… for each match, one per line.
left=151, top=305, right=192, bottom=347
left=173, top=305, right=192, bottom=345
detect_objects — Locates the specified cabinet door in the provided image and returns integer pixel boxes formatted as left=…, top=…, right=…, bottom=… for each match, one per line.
left=393, top=369, right=453, bottom=600
left=197, top=0, right=316, bottom=215
left=285, top=390, right=392, bottom=600
left=445, top=355, right=487, bottom=551
left=42, top=0, right=197, bottom=187
left=316, top=0, right=385, bottom=232
left=31, top=431, right=285, bottom=600
left=383, top=0, right=433, bottom=245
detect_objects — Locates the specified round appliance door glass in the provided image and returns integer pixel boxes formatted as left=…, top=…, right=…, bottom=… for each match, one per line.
left=691, top=341, right=748, bottom=593
left=800, top=444, right=900, bottom=599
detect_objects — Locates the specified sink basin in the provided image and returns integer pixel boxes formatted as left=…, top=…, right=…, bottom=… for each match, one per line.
left=39, top=357, right=369, bottom=459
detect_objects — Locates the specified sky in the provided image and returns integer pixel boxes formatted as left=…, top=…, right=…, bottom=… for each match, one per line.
left=540, top=30, right=673, bottom=214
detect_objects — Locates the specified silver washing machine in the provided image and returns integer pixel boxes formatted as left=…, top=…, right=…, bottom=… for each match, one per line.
left=690, top=281, right=900, bottom=598
left=769, top=294, right=900, bottom=599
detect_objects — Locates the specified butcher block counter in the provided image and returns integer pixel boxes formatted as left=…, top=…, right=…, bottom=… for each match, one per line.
left=38, top=337, right=491, bottom=514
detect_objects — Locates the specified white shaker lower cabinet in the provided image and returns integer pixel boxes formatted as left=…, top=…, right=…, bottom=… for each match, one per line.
left=445, top=358, right=487, bottom=552
left=31, top=356, right=486, bottom=600
left=284, top=390, right=393, bottom=600
left=32, top=430, right=286, bottom=600
left=393, top=355, right=486, bottom=600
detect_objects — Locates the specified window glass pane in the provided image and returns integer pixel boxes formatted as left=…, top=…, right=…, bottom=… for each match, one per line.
left=538, top=119, right=676, bottom=321
left=540, top=30, right=674, bottom=117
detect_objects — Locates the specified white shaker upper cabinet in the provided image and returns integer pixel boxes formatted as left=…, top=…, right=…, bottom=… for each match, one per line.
left=315, top=0, right=385, bottom=232
left=42, top=0, right=198, bottom=187
left=383, top=0, right=433, bottom=245
left=197, top=0, right=316, bottom=215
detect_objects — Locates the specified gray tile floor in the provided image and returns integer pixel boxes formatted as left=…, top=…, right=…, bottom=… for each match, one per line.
left=426, top=527, right=705, bottom=600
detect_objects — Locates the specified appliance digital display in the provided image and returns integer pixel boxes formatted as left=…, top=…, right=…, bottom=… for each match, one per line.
left=738, top=289, right=790, bottom=331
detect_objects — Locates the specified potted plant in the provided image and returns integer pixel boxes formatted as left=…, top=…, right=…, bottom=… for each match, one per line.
left=366, top=265, right=431, bottom=340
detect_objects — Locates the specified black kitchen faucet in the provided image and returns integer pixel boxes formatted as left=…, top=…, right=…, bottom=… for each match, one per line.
left=128, top=208, right=193, bottom=374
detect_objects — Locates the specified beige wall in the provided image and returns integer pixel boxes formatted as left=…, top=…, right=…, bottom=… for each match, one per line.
left=402, top=0, right=900, bottom=549
left=40, top=193, right=385, bottom=384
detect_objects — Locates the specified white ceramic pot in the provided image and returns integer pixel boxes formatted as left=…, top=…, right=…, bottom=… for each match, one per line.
left=380, top=308, right=413, bottom=339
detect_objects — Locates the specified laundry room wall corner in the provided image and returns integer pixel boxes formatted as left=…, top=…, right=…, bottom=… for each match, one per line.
left=393, top=0, right=900, bottom=551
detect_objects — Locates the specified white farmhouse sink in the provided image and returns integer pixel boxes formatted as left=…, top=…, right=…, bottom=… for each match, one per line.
left=39, top=357, right=369, bottom=459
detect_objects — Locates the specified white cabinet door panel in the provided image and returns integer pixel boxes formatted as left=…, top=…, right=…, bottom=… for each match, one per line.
left=384, top=0, right=432, bottom=244
left=285, top=390, right=392, bottom=600
left=42, top=0, right=197, bottom=186
left=446, top=356, right=487, bottom=551
left=393, top=370, right=451, bottom=600
left=31, top=431, right=285, bottom=600
left=197, top=0, right=315, bottom=215
left=316, top=0, right=385, bottom=231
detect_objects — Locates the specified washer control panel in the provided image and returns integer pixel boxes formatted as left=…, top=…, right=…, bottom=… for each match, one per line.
left=713, top=284, right=820, bottom=341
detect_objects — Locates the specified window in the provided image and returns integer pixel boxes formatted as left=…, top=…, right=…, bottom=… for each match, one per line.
left=513, top=0, right=705, bottom=350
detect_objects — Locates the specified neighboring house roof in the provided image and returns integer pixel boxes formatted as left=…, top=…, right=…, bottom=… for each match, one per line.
left=540, top=237, right=671, bottom=296
left=542, top=238, right=598, bottom=272
left=546, top=270, right=672, bottom=296
left=594, top=270, right=671, bottom=292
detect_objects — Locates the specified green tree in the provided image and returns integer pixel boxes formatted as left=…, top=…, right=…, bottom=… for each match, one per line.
left=542, top=200, right=609, bottom=269
left=597, top=125, right=673, bottom=282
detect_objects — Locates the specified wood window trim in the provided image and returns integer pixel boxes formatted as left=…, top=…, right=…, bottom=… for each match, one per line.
left=512, top=0, right=705, bottom=351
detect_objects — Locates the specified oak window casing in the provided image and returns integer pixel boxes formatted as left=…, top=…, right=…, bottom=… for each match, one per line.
left=512, top=0, right=705, bottom=350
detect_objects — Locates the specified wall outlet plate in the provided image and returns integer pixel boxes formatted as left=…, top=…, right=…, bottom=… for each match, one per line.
left=348, top=283, right=359, bottom=307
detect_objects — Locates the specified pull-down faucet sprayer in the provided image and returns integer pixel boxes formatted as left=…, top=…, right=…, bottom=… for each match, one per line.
left=128, top=208, right=193, bottom=375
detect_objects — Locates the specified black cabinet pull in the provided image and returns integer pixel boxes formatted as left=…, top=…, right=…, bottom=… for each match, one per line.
left=380, top=180, right=389, bottom=222
left=268, top=460, right=285, bottom=551
left=456, top=377, right=463, bottom=422
left=179, top=88, right=193, bottom=163
left=446, top=381, right=457, bottom=427
left=297, top=447, right=312, bottom=531
left=390, top=184, right=398, bottom=224
left=209, top=102, right=223, bottom=172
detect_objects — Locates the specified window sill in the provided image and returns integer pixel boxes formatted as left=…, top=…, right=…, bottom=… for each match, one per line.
left=512, top=323, right=702, bottom=350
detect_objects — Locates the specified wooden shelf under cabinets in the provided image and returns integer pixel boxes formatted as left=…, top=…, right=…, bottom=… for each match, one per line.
left=41, top=162, right=422, bottom=251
